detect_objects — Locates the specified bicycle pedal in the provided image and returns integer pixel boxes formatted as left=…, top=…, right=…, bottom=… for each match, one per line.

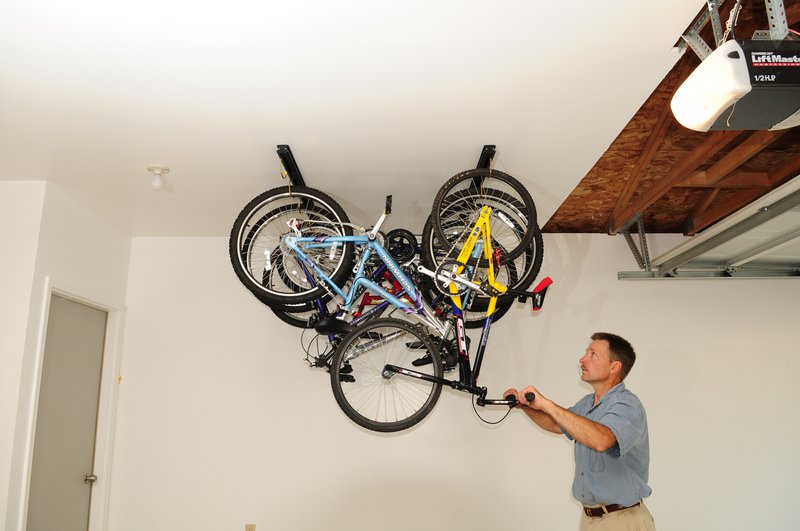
left=339, top=374, right=355, bottom=383
left=412, top=354, right=433, bottom=366
left=340, top=364, right=353, bottom=374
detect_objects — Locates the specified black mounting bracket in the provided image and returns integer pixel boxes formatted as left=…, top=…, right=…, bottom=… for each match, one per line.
left=476, top=145, right=496, bottom=169
left=472, top=145, right=496, bottom=188
left=276, top=144, right=496, bottom=188
left=276, top=145, right=306, bottom=187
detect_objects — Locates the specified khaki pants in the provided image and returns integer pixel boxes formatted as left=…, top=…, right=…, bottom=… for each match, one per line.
left=579, top=502, right=655, bottom=531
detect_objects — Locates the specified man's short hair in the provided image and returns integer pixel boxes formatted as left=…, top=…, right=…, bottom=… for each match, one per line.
left=591, top=332, right=636, bottom=380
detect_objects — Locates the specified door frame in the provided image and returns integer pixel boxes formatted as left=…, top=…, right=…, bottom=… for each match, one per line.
left=14, top=276, right=125, bottom=531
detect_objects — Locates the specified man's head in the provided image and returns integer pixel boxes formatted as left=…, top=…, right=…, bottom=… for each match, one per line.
left=580, top=332, right=636, bottom=384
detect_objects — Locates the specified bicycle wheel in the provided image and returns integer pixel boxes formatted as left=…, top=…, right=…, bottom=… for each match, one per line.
left=229, top=186, right=355, bottom=305
left=330, top=318, right=443, bottom=432
left=431, top=168, right=537, bottom=263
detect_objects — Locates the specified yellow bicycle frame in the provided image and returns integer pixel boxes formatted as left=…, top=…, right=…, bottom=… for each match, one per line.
left=448, top=205, right=507, bottom=316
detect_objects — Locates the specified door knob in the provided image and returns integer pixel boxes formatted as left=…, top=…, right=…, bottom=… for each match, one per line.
left=84, top=474, right=97, bottom=484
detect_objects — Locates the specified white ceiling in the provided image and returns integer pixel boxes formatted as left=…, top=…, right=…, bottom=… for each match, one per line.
left=0, top=0, right=705, bottom=236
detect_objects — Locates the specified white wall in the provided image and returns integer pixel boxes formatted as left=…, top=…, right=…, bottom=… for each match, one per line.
left=2, top=182, right=131, bottom=530
left=110, top=234, right=799, bottom=531
left=0, top=181, right=46, bottom=525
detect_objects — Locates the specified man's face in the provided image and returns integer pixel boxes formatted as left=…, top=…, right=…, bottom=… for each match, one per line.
left=579, top=339, right=617, bottom=384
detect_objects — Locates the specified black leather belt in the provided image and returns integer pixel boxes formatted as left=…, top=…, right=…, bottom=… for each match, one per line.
left=583, top=501, right=640, bottom=517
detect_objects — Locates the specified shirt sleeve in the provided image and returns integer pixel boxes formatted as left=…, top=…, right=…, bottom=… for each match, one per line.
left=599, top=395, right=645, bottom=457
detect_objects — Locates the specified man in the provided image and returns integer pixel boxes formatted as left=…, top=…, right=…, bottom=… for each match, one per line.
left=505, top=332, right=655, bottom=530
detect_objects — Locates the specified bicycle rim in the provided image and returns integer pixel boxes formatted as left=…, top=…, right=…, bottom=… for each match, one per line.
left=229, top=186, right=354, bottom=304
left=330, top=318, right=442, bottom=432
left=432, top=169, right=537, bottom=262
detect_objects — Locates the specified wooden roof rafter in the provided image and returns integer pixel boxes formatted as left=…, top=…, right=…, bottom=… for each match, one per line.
left=608, top=129, right=742, bottom=234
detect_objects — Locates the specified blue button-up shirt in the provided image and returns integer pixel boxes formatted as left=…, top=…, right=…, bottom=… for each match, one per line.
left=565, top=382, right=651, bottom=506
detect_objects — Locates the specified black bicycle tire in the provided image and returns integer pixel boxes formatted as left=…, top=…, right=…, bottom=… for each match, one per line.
left=229, top=185, right=355, bottom=305
left=330, top=318, right=443, bottom=432
left=231, top=188, right=343, bottom=303
left=268, top=296, right=339, bottom=329
left=431, top=168, right=537, bottom=262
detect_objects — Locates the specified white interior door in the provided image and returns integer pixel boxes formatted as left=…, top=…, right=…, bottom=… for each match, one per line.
left=26, top=294, right=108, bottom=531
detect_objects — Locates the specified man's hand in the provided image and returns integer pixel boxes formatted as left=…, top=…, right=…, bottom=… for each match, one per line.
left=518, top=385, right=545, bottom=409
left=505, top=384, right=562, bottom=434
left=505, top=386, right=546, bottom=409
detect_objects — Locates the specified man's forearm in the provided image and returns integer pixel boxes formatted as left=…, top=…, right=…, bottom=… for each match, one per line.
left=541, top=401, right=617, bottom=452
left=521, top=407, right=562, bottom=434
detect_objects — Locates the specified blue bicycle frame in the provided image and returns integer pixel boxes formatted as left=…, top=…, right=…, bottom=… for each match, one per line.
left=284, top=234, right=449, bottom=337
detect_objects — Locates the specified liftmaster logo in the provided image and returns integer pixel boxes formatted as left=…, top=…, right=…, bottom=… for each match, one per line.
left=751, top=52, right=800, bottom=66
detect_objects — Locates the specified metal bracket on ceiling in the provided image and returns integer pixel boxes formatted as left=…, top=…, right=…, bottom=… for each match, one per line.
left=764, top=0, right=789, bottom=39
left=471, top=144, right=497, bottom=188
left=276, top=145, right=306, bottom=187
left=679, top=0, right=790, bottom=59
left=708, top=0, right=725, bottom=48
left=682, top=30, right=713, bottom=60
left=620, top=214, right=652, bottom=272
left=677, top=0, right=728, bottom=57
left=748, top=1, right=790, bottom=39
left=275, top=144, right=497, bottom=189
left=476, top=145, right=496, bottom=169
left=679, top=0, right=723, bottom=60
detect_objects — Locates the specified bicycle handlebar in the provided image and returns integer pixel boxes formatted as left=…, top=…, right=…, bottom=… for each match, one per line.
left=504, top=391, right=536, bottom=407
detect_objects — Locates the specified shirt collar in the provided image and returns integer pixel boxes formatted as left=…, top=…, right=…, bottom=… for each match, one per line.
left=588, top=381, right=626, bottom=412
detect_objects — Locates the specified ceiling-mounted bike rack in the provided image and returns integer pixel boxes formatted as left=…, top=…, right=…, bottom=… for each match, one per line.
left=476, top=144, right=496, bottom=169
left=276, top=144, right=306, bottom=187
left=277, top=143, right=496, bottom=187
left=471, top=144, right=497, bottom=188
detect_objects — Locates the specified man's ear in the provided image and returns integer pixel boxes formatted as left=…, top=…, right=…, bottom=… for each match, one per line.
left=610, top=359, right=622, bottom=375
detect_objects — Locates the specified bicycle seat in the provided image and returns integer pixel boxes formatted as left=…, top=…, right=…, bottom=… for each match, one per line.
left=314, top=317, right=355, bottom=335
